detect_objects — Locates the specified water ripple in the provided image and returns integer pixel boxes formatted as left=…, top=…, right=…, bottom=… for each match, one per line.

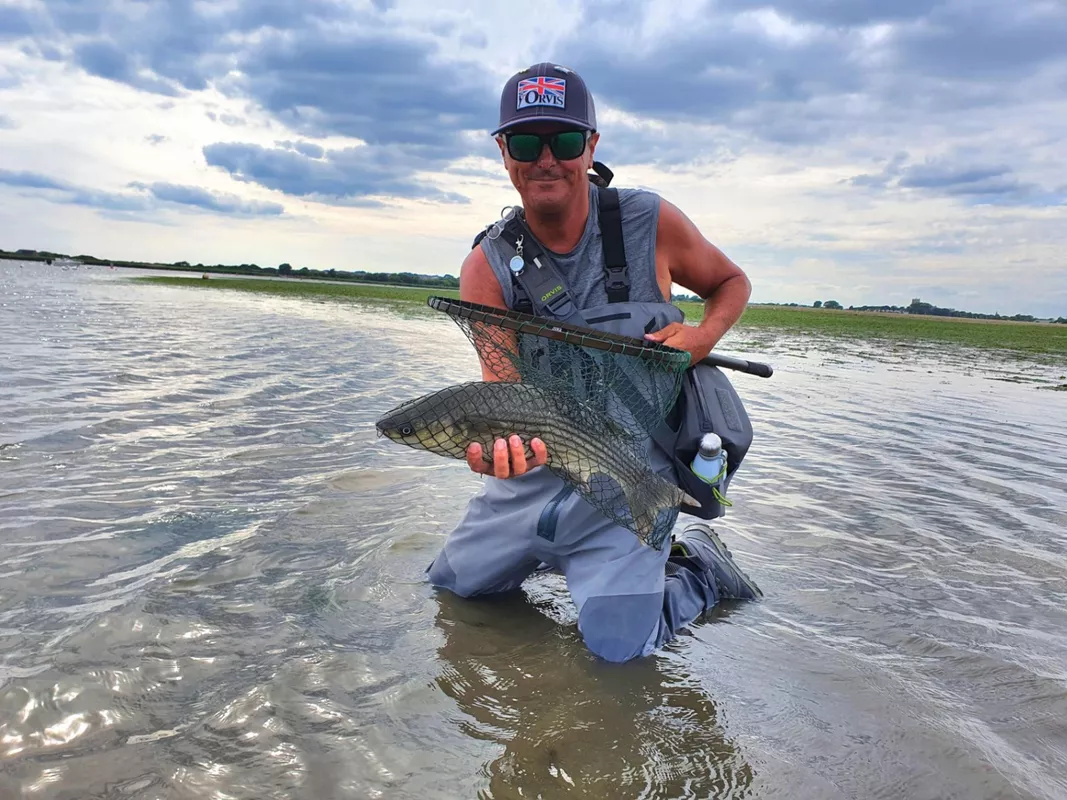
left=1, top=263, right=1065, bottom=799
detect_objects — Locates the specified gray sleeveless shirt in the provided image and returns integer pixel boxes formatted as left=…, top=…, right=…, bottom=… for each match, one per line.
left=479, top=183, right=666, bottom=311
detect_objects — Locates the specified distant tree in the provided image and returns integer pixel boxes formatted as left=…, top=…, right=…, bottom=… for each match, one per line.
left=824, top=300, right=842, bottom=309
left=813, top=300, right=823, bottom=308
left=278, top=263, right=292, bottom=275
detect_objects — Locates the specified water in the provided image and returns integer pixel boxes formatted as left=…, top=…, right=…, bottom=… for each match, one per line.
left=1, top=261, right=1065, bottom=799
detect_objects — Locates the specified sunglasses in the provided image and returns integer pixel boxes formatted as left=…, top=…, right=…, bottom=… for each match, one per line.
left=503, top=130, right=589, bottom=162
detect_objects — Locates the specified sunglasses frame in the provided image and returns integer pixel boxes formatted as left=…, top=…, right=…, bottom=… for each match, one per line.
left=501, top=129, right=591, bottom=163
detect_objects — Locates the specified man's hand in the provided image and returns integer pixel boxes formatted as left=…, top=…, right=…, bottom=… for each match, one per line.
left=644, top=322, right=716, bottom=364
left=466, top=435, right=548, bottom=479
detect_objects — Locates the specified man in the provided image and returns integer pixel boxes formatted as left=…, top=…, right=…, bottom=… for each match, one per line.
left=426, top=63, right=762, bottom=663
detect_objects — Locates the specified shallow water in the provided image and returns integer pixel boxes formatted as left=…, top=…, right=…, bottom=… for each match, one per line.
left=1, top=262, right=1066, bottom=799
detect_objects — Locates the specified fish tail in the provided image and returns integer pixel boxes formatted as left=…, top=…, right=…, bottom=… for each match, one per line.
left=622, top=474, right=687, bottom=547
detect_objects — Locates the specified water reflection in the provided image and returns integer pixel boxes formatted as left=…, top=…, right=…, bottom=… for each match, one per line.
left=3, top=263, right=1067, bottom=799
left=431, top=583, right=754, bottom=799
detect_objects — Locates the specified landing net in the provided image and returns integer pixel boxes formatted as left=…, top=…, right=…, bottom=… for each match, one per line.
left=428, top=296, right=691, bottom=439
left=417, top=296, right=694, bottom=548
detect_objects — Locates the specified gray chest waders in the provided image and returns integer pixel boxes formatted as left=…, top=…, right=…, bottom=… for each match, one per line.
left=472, top=185, right=754, bottom=521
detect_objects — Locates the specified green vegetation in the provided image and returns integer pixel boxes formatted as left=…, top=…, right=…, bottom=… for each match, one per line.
left=132, top=276, right=459, bottom=305
left=1, top=248, right=460, bottom=289
left=134, top=275, right=1067, bottom=359
left=685, top=303, right=1067, bottom=357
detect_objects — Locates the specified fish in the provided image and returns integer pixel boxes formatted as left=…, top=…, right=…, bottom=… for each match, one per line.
left=375, top=381, right=700, bottom=547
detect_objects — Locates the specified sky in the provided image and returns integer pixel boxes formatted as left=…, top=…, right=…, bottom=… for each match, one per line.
left=0, top=0, right=1065, bottom=317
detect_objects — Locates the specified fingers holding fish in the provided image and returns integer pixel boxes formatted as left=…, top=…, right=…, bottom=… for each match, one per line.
left=464, top=435, right=547, bottom=478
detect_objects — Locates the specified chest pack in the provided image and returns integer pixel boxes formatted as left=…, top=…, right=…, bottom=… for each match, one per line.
left=469, top=168, right=756, bottom=522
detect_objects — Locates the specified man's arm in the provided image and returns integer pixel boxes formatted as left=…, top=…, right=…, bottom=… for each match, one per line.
left=644, top=198, right=752, bottom=363
left=459, top=245, right=513, bottom=382
left=457, top=243, right=547, bottom=476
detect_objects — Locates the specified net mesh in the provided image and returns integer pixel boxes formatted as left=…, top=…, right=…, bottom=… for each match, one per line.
left=412, top=296, right=695, bottom=548
left=428, top=296, right=691, bottom=439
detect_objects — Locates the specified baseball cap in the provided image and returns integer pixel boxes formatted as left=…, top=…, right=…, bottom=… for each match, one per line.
left=491, top=62, right=597, bottom=136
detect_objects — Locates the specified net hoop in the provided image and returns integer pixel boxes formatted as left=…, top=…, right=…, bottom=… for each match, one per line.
left=427, top=296, right=691, bottom=369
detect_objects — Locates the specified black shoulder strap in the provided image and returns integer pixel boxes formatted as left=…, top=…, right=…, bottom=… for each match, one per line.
left=469, top=180, right=630, bottom=318
left=485, top=214, right=588, bottom=325
left=597, top=186, right=629, bottom=304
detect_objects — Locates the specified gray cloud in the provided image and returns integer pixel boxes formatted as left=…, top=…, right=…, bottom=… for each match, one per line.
left=202, top=141, right=469, bottom=206
left=227, top=28, right=495, bottom=148
left=721, top=0, right=943, bottom=26
left=0, top=169, right=284, bottom=216
left=128, top=182, right=284, bottom=215
left=6, top=0, right=1066, bottom=215
left=276, top=140, right=325, bottom=159
left=848, top=153, right=1065, bottom=206
left=549, top=1, right=1067, bottom=156
left=0, top=5, right=34, bottom=40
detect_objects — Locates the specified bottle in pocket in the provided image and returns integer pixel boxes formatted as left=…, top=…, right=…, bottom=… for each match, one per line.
left=691, top=432, right=727, bottom=486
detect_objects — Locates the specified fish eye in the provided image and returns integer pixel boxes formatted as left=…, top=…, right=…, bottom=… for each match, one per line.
left=400, top=425, right=413, bottom=436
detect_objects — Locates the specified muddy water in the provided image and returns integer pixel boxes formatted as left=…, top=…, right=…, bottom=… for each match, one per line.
left=1, top=262, right=1065, bottom=799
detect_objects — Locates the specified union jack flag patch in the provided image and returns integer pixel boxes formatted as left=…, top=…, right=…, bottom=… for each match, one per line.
left=517, top=76, right=567, bottom=110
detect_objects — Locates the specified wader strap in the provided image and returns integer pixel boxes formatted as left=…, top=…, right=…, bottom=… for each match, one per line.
left=493, top=214, right=589, bottom=326
left=597, top=187, right=630, bottom=304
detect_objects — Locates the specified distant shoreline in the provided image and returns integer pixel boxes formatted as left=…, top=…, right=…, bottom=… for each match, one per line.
left=4, top=249, right=1064, bottom=325
left=127, top=275, right=1067, bottom=361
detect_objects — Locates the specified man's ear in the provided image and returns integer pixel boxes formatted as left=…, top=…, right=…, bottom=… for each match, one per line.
left=495, top=135, right=507, bottom=162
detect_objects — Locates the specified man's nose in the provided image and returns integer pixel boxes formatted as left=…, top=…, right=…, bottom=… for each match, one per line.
left=534, top=142, right=557, bottom=168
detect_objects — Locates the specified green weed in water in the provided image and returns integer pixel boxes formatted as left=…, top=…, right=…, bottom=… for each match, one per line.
left=133, top=276, right=1067, bottom=360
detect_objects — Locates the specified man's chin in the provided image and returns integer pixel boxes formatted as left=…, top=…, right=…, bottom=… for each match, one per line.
left=523, top=180, right=570, bottom=208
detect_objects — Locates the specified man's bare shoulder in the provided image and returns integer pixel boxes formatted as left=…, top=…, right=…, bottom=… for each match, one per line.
left=459, top=241, right=506, bottom=308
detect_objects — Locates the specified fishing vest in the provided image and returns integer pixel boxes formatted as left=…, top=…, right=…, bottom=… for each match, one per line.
left=471, top=167, right=754, bottom=522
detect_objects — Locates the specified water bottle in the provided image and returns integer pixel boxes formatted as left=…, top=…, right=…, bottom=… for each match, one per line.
left=691, top=432, right=727, bottom=486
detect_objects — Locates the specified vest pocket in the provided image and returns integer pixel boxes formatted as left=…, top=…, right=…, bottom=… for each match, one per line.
left=585, top=312, right=631, bottom=324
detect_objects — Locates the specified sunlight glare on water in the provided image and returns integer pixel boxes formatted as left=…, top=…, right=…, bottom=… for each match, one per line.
left=1, top=262, right=1065, bottom=799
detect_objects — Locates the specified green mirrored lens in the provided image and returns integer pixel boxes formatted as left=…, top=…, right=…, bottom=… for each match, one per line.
left=508, top=134, right=543, bottom=161
left=551, top=131, right=586, bottom=160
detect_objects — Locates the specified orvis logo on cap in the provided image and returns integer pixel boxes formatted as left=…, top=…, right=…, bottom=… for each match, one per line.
left=517, top=76, right=566, bottom=110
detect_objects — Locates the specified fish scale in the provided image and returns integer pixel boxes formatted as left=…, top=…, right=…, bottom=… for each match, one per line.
left=376, top=381, right=699, bottom=548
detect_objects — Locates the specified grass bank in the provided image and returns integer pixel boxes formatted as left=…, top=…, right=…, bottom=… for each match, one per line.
left=133, top=276, right=1067, bottom=359
left=703, top=303, right=1067, bottom=358
left=134, top=276, right=459, bottom=304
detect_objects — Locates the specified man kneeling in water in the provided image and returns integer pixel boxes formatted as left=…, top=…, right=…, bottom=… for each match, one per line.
left=426, top=63, right=762, bottom=663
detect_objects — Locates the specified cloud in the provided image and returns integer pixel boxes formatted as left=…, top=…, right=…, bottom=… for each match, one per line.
left=203, top=141, right=470, bottom=206
left=227, top=28, right=496, bottom=148
left=848, top=153, right=1066, bottom=206
left=0, top=113, right=15, bottom=129
left=276, top=140, right=325, bottom=159
left=0, top=4, right=34, bottom=39
left=0, top=169, right=284, bottom=216
left=1, top=0, right=1065, bottom=317
left=128, top=182, right=285, bottom=215
left=0, top=168, right=69, bottom=191
left=206, top=111, right=247, bottom=127
left=548, top=1, right=1067, bottom=150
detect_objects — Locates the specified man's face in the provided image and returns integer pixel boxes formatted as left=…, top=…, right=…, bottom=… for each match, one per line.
left=496, top=122, right=599, bottom=215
